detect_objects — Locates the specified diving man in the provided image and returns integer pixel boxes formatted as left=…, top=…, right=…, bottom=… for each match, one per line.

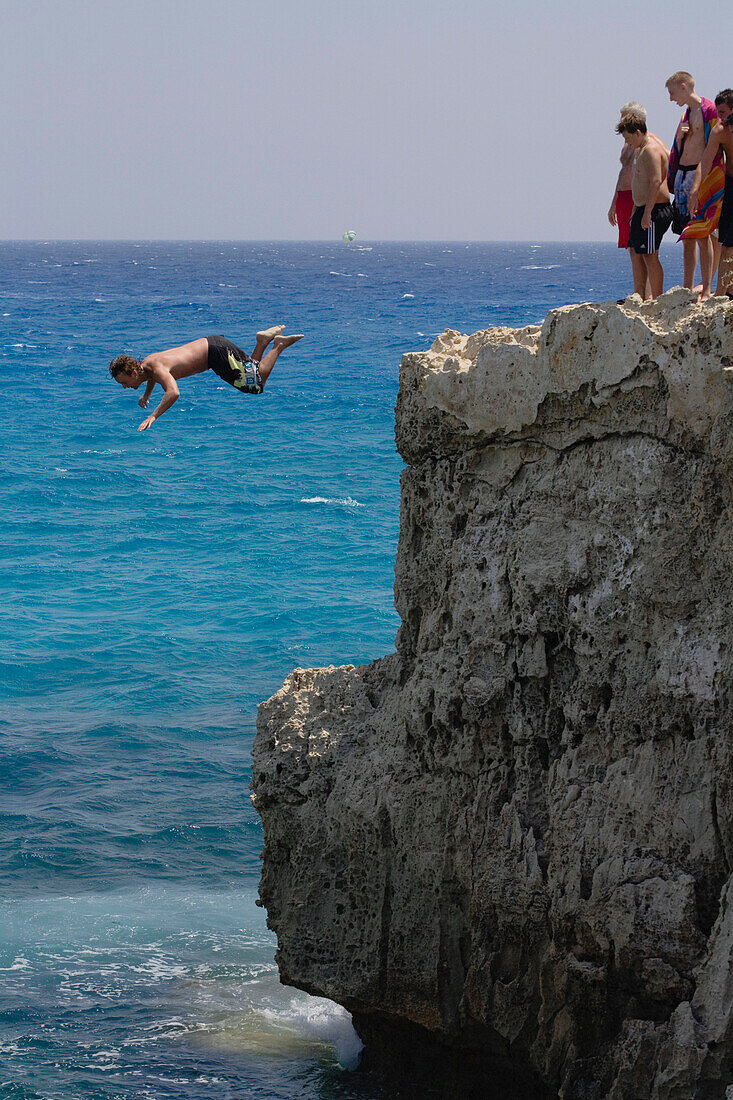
left=109, top=326, right=304, bottom=431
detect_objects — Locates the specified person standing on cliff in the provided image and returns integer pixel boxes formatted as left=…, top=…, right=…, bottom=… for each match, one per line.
left=666, top=71, right=722, bottom=298
left=689, top=90, right=733, bottom=296
left=109, top=326, right=304, bottom=431
left=609, top=103, right=669, bottom=297
left=619, top=111, right=672, bottom=299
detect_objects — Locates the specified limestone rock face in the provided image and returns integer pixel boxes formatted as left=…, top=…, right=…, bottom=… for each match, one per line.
left=252, top=290, right=733, bottom=1098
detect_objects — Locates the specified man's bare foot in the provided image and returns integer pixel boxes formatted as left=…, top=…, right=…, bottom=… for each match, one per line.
left=692, top=283, right=704, bottom=294
left=257, top=324, right=286, bottom=341
left=274, top=334, right=304, bottom=350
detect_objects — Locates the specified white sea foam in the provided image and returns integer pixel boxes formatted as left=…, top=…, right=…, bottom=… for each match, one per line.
left=520, top=264, right=561, bottom=270
left=401, top=293, right=415, bottom=299
left=1, top=956, right=31, bottom=971
left=259, top=996, right=363, bottom=1069
left=300, top=496, right=363, bottom=507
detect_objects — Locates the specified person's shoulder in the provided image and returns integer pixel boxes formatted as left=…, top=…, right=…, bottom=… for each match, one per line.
left=141, top=353, right=167, bottom=374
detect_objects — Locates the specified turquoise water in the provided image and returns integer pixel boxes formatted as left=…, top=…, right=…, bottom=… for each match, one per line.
left=0, top=241, right=632, bottom=1098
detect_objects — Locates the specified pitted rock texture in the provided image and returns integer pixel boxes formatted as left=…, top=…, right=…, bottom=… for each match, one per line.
left=252, top=290, right=733, bottom=1099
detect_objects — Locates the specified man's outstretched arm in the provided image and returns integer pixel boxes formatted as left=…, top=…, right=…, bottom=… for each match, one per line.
left=138, top=379, right=156, bottom=409
left=137, top=363, right=179, bottom=431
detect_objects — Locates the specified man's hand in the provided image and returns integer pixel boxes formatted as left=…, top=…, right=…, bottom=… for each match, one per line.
left=688, top=190, right=699, bottom=217
left=607, top=203, right=617, bottom=227
left=138, top=415, right=156, bottom=432
left=138, top=395, right=149, bottom=409
left=642, top=210, right=652, bottom=230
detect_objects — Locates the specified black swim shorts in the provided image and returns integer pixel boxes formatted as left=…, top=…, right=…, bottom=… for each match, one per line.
left=629, top=202, right=673, bottom=255
left=718, top=176, right=733, bottom=248
left=206, top=335, right=263, bottom=394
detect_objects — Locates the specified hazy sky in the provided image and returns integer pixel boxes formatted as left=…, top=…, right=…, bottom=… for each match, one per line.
left=2, top=0, right=730, bottom=239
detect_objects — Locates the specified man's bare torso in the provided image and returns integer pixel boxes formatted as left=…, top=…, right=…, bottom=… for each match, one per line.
left=620, top=133, right=668, bottom=190
left=140, top=338, right=210, bottom=381
left=632, top=141, right=670, bottom=207
left=676, top=102, right=707, bottom=165
left=619, top=142, right=635, bottom=190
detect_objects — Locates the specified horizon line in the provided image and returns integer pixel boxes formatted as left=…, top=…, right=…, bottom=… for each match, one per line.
left=0, top=237, right=616, bottom=246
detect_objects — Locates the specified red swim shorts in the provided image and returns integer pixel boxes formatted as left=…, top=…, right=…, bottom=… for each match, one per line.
left=616, top=189, right=634, bottom=249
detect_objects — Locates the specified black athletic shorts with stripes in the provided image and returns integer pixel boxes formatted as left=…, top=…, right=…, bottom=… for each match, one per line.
left=629, top=202, right=673, bottom=255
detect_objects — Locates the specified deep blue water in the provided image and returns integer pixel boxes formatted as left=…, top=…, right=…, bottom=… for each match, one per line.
left=0, top=240, right=637, bottom=1098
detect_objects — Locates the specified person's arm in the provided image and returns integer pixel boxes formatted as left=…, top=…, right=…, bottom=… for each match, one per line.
left=641, top=149, right=662, bottom=229
left=138, top=379, right=155, bottom=409
left=137, top=363, right=179, bottom=431
left=608, top=166, right=624, bottom=225
left=609, top=145, right=633, bottom=225
left=689, top=126, right=723, bottom=216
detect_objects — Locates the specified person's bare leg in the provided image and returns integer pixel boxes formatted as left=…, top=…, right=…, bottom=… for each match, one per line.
left=644, top=253, right=664, bottom=298
left=717, top=247, right=733, bottom=296
left=631, top=251, right=647, bottom=297
left=258, top=334, right=304, bottom=387
left=699, top=236, right=714, bottom=299
left=713, top=236, right=722, bottom=283
left=682, top=239, right=698, bottom=290
left=252, top=324, right=285, bottom=362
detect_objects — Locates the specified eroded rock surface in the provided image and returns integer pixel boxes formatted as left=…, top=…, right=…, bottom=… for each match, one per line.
left=252, top=290, right=733, bottom=1098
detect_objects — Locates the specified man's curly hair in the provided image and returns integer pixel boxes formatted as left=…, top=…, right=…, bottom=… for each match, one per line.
left=109, top=354, right=140, bottom=379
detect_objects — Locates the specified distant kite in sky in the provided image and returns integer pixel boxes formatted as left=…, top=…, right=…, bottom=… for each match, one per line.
left=341, top=230, right=356, bottom=244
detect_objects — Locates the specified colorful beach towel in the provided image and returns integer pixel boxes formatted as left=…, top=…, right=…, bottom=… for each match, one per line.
left=682, top=163, right=725, bottom=239
left=667, top=98, right=725, bottom=238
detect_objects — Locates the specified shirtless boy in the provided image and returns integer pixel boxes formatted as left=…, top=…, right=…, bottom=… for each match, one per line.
left=689, top=90, right=733, bottom=296
left=109, top=326, right=304, bottom=431
left=610, top=103, right=669, bottom=296
left=620, top=111, right=672, bottom=299
left=666, top=71, right=718, bottom=295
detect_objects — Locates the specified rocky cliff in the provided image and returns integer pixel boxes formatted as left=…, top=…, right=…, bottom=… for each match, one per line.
left=251, top=289, right=733, bottom=1099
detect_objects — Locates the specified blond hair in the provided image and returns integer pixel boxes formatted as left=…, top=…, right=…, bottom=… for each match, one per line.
left=666, top=71, right=695, bottom=89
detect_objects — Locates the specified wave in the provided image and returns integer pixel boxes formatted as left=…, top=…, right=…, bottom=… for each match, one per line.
left=520, top=264, right=561, bottom=270
left=300, top=496, right=364, bottom=507
left=259, top=995, right=363, bottom=1069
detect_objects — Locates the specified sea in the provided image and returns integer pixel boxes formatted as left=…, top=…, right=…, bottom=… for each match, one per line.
left=0, top=240, right=643, bottom=1099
